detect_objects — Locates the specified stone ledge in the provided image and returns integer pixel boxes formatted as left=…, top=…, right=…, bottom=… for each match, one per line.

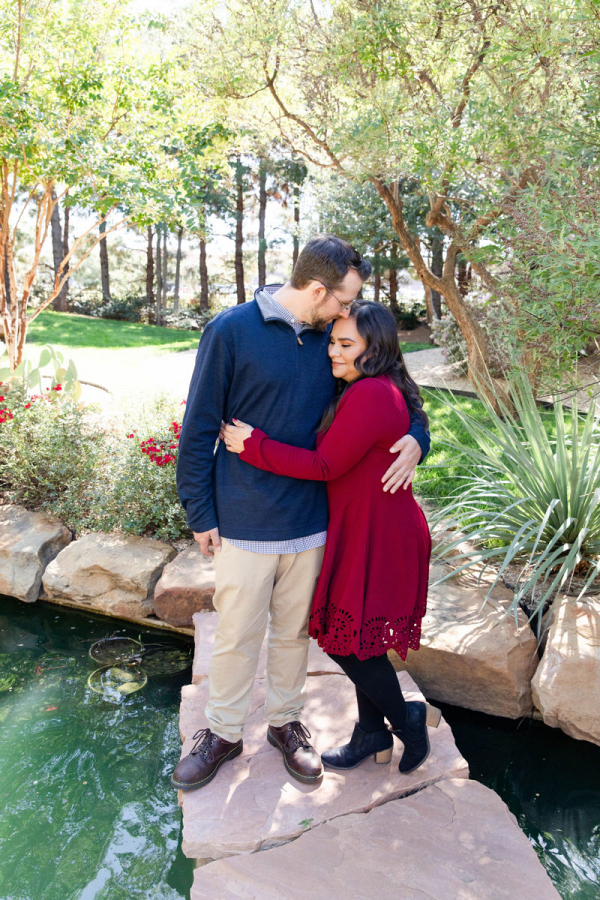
left=532, top=596, right=600, bottom=746
left=178, top=667, right=468, bottom=860
left=190, top=778, right=560, bottom=900
left=0, top=505, right=71, bottom=603
left=391, top=562, right=540, bottom=718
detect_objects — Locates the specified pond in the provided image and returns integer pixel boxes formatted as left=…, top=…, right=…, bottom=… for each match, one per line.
left=0, top=595, right=195, bottom=900
left=1, top=594, right=599, bottom=899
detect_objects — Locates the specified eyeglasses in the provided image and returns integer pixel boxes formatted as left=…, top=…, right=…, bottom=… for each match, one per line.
left=317, top=282, right=356, bottom=311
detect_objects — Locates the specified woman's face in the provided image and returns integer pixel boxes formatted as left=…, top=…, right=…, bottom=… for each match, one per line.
left=328, top=316, right=367, bottom=382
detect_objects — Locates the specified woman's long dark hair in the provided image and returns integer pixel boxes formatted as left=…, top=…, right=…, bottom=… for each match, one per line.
left=319, top=300, right=429, bottom=433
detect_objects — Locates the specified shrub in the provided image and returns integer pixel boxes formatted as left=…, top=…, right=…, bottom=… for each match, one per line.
left=0, top=383, right=191, bottom=543
left=70, top=290, right=151, bottom=323
left=0, top=384, right=103, bottom=510
left=389, top=301, right=423, bottom=331
left=430, top=372, right=600, bottom=635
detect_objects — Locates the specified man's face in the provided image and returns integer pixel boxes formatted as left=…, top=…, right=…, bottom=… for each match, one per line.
left=307, top=269, right=365, bottom=331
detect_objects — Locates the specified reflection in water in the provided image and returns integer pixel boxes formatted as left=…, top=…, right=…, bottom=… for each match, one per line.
left=440, top=702, right=600, bottom=900
left=0, top=596, right=194, bottom=900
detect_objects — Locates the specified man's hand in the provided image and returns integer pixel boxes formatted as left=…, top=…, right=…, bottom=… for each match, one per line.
left=382, top=434, right=421, bottom=494
left=193, top=527, right=222, bottom=557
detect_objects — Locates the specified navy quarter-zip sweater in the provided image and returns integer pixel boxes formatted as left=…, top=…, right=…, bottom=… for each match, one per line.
left=176, top=289, right=430, bottom=541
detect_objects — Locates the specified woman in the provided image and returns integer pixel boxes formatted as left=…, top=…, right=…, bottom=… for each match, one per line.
left=222, top=301, right=433, bottom=775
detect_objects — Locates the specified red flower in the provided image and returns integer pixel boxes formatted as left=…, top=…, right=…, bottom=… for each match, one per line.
left=52, top=384, right=63, bottom=392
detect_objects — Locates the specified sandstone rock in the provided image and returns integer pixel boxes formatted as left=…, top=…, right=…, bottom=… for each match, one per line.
left=391, top=562, right=539, bottom=719
left=153, top=545, right=215, bottom=627
left=178, top=666, right=468, bottom=860
left=191, top=611, right=345, bottom=685
left=532, top=596, right=600, bottom=746
left=0, top=505, right=71, bottom=603
left=190, top=778, right=560, bottom=900
left=42, top=532, right=176, bottom=618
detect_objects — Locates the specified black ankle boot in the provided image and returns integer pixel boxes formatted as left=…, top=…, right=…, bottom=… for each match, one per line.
left=391, top=701, right=430, bottom=774
left=321, top=723, right=393, bottom=770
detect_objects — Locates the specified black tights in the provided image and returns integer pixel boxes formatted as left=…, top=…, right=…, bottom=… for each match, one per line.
left=327, top=652, right=406, bottom=733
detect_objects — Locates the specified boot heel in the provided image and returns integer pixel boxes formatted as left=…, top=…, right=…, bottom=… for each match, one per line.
left=426, top=703, right=441, bottom=728
left=373, top=746, right=393, bottom=764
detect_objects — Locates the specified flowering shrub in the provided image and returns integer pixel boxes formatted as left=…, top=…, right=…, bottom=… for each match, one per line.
left=0, top=385, right=190, bottom=542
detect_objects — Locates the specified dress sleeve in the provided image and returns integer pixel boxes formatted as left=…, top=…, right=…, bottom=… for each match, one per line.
left=239, top=380, right=391, bottom=481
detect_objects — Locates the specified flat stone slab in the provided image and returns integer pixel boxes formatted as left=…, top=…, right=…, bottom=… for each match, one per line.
left=532, top=596, right=600, bottom=746
left=178, top=664, right=468, bottom=860
left=191, top=611, right=344, bottom=685
left=392, top=562, right=540, bottom=718
left=191, top=778, right=560, bottom=900
left=154, top=545, right=215, bottom=628
left=0, top=505, right=71, bottom=603
left=42, top=532, right=176, bottom=618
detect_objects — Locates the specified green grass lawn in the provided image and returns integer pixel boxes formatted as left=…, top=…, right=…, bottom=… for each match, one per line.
left=400, top=341, right=431, bottom=354
left=27, top=311, right=201, bottom=352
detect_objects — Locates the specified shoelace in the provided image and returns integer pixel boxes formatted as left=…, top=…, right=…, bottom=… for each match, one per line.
left=283, top=721, right=312, bottom=752
left=190, top=728, right=217, bottom=761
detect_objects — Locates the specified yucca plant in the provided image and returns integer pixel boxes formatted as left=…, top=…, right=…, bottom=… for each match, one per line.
left=430, top=371, right=600, bottom=636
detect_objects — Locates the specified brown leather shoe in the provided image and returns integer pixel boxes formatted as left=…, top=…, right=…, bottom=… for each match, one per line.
left=267, top=721, right=324, bottom=785
left=171, top=728, right=243, bottom=791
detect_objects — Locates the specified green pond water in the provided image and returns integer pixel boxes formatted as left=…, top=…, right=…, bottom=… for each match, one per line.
left=0, top=595, right=195, bottom=900
left=1, top=595, right=599, bottom=900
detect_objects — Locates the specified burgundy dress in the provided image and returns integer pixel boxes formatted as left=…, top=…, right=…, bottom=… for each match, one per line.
left=240, top=375, right=431, bottom=661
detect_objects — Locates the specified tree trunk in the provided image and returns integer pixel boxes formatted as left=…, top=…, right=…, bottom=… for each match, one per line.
left=373, top=266, right=381, bottom=303
left=162, top=225, right=168, bottom=310
left=174, top=225, right=183, bottom=313
left=146, top=226, right=155, bottom=304
left=50, top=193, right=69, bottom=311
left=292, top=183, right=300, bottom=271
left=155, top=225, right=163, bottom=326
left=372, top=178, right=504, bottom=409
left=99, top=219, right=111, bottom=302
left=199, top=238, right=209, bottom=311
left=389, top=244, right=399, bottom=311
left=234, top=157, right=245, bottom=303
left=430, top=234, right=443, bottom=318
left=258, top=158, right=267, bottom=286
left=457, top=254, right=470, bottom=296
left=3, top=245, right=11, bottom=311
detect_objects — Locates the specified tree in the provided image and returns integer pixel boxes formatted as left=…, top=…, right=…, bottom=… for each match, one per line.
left=184, top=0, right=595, bottom=401
left=0, top=1, right=179, bottom=369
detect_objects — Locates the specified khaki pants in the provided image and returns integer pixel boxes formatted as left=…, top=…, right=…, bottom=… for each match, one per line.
left=205, top=538, right=325, bottom=742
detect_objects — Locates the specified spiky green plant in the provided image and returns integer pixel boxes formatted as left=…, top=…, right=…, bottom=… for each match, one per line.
left=430, top=372, right=600, bottom=635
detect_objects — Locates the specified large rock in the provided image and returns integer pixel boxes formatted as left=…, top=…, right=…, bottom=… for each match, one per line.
left=0, top=505, right=71, bottom=603
left=153, top=545, right=215, bottom=628
left=42, top=532, right=176, bottom=618
left=178, top=659, right=468, bottom=860
left=191, top=778, right=560, bottom=900
left=532, top=596, right=600, bottom=745
left=391, top=562, right=539, bottom=718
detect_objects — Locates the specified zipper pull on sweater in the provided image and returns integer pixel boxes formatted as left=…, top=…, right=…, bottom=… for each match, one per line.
left=297, top=335, right=303, bottom=346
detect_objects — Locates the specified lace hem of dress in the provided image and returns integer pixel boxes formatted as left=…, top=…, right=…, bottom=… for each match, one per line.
left=309, top=606, right=424, bottom=662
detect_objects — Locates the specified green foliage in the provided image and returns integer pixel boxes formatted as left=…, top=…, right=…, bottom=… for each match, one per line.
left=0, top=344, right=82, bottom=400
left=493, top=164, right=600, bottom=392
left=0, top=387, right=190, bottom=543
left=0, top=388, right=102, bottom=509
left=430, top=374, right=600, bottom=632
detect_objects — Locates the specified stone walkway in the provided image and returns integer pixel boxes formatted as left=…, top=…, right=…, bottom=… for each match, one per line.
left=177, top=612, right=560, bottom=899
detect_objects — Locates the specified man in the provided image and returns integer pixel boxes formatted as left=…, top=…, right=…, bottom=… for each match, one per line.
left=173, top=235, right=429, bottom=791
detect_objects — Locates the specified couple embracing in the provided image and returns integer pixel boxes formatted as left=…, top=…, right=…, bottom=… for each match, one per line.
left=172, top=235, right=432, bottom=792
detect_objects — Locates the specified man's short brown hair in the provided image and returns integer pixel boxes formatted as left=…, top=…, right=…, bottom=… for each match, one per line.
left=291, top=234, right=372, bottom=290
